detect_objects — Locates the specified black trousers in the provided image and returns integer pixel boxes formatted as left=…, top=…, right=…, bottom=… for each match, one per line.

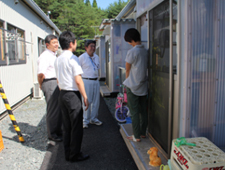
left=42, top=79, right=62, bottom=139
left=59, top=90, right=83, bottom=160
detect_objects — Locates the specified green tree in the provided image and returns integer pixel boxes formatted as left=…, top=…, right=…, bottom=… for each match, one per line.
left=34, top=0, right=55, bottom=14
left=85, top=0, right=91, bottom=6
left=92, top=0, right=97, bottom=8
left=106, top=0, right=128, bottom=18
left=33, top=0, right=125, bottom=56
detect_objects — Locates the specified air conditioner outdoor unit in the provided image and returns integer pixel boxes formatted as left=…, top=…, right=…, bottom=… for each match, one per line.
left=33, top=82, right=43, bottom=99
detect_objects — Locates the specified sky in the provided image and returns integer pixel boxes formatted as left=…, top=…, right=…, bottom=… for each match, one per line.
left=89, top=0, right=122, bottom=9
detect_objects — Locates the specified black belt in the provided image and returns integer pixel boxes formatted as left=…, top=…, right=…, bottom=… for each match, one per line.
left=82, top=77, right=98, bottom=81
left=43, top=78, right=57, bottom=82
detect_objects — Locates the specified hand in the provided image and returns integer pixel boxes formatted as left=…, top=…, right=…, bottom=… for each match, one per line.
left=83, top=98, right=89, bottom=111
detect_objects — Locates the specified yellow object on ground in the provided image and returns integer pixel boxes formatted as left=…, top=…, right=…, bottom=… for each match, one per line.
left=0, top=130, right=4, bottom=152
left=160, top=164, right=170, bottom=170
left=0, top=81, right=25, bottom=142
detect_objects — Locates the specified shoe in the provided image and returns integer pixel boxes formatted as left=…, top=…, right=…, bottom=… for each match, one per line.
left=90, top=120, right=102, bottom=126
left=70, top=153, right=90, bottom=162
left=83, top=124, right=88, bottom=128
left=48, top=136, right=63, bottom=142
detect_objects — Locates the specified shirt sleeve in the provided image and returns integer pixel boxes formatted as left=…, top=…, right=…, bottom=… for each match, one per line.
left=78, top=54, right=83, bottom=66
left=54, top=59, right=58, bottom=79
left=71, top=56, right=83, bottom=77
left=37, top=55, right=48, bottom=75
left=125, top=50, right=135, bottom=64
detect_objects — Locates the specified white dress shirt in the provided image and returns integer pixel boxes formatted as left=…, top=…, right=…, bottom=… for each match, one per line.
left=78, top=52, right=100, bottom=78
left=37, top=49, right=57, bottom=79
left=54, top=50, right=83, bottom=91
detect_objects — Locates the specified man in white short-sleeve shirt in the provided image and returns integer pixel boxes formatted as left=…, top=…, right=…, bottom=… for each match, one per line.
left=79, top=40, right=102, bottom=128
left=55, top=31, right=89, bottom=162
left=37, top=34, right=62, bottom=142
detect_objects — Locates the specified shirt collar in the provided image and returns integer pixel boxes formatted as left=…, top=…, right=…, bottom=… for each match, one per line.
left=46, top=48, right=57, bottom=56
left=62, top=50, right=74, bottom=57
left=135, top=44, right=144, bottom=48
left=86, top=52, right=95, bottom=58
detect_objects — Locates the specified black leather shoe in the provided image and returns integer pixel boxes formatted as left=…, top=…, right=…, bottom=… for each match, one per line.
left=48, top=137, right=63, bottom=142
left=70, top=153, right=90, bottom=162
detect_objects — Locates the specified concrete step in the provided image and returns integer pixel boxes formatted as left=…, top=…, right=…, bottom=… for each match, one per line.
left=100, top=85, right=111, bottom=96
left=120, top=124, right=168, bottom=170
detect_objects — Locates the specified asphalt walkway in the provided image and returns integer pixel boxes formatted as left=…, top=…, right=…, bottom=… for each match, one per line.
left=40, top=95, right=138, bottom=170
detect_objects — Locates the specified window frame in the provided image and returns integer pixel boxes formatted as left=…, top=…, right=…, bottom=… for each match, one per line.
left=0, top=20, right=7, bottom=65
left=6, top=23, right=26, bottom=65
left=38, top=37, right=46, bottom=57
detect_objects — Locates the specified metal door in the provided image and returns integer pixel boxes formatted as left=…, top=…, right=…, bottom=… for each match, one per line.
left=148, top=0, right=177, bottom=155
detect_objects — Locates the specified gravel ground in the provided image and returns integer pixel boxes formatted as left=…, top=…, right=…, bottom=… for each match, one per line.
left=0, top=98, right=48, bottom=170
left=0, top=88, right=118, bottom=170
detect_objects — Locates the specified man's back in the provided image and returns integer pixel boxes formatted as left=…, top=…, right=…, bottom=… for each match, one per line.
left=55, top=50, right=83, bottom=91
left=123, top=44, right=148, bottom=96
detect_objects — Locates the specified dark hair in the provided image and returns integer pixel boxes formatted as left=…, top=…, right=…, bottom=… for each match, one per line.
left=124, top=28, right=141, bottom=43
left=45, top=34, right=58, bottom=44
left=84, top=40, right=96, bottom=47
left=59, top=31, right=76, bottom=50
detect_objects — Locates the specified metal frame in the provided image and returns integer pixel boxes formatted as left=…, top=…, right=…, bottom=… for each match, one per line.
left=0, top=24, right=27, bottom=65
left=142, top=0, right=181, bottom=158
left=168, top=0, right=173, bottom=157
left=172, top=0, right=181, bottom=141
left=136, top=0, right=165, bottom=19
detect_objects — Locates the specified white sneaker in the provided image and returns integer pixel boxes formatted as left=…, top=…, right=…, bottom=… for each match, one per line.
left=83, top=124, right=88, bottom=128
left=90, top=120, right=102, bottom=126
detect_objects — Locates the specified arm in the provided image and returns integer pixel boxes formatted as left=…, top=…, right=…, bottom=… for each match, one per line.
left=125, top=62, right=131, bottom=78
left=37, top=73, right=45, bottom=89
left=75, top=75, right=89, bottom=111
left=56, top=79, right=61, bottom=91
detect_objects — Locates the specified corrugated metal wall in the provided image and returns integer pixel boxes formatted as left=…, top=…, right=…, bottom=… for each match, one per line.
left=99, top=36, right=106, bottom=78
left=214, top=0, right=225, bottom=148
left=180, top=0, right=225, bottom=150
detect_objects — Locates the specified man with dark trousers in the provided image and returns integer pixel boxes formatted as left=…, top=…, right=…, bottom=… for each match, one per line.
left=37, top=34, right=62, bottom=142
left=55, top=31, right=89, bottom=162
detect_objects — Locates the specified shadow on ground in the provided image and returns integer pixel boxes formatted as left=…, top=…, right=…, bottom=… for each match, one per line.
left=3, top=114, right=48, bottom=152
left=40, top=96, right=138, bottom=170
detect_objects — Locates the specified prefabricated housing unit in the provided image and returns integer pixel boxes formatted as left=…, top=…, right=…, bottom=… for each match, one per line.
left=119, top=0, right=225, bottom=157
left=0, top=0, right=61, bottom=115
left=95, top=35, right=106, bottom=80
left=99, top=19, right=136, bottom=93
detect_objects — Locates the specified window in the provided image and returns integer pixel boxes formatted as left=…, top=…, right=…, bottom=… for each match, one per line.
left=17, top=28, right=25, bottom=61
left=5, top=23, right=26, bottom=64
left=0, top=21, right=3, bottom=28
left=0, top=20, right=6, bottom=64
left=7, top=24, right=17, bottom=62
left=38, top=37, right=46, bottom=56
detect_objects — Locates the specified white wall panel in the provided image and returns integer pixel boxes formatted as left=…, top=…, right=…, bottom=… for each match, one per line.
left=0, top=0, right=59, bottom=114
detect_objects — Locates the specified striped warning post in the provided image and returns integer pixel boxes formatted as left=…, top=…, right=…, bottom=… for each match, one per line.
left=0, top=81, right=25, bottom=142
